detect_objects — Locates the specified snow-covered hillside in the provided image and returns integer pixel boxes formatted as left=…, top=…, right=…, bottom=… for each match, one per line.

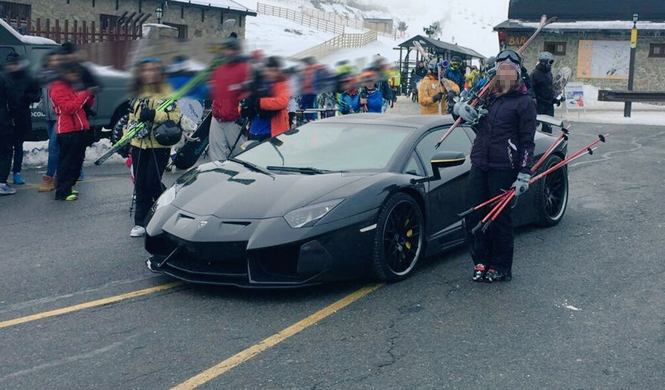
left=244, top=14, right=336, bottom=57
left=238, top=0, right=510, bottom=58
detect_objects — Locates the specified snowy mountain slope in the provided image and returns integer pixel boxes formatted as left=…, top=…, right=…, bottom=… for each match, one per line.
left=244, top=14, right=336, bottom=57
left=237, top=0, right=510, bottom=57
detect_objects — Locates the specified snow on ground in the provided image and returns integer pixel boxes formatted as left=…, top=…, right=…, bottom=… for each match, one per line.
left=558, top=110, right=664, bottom=127
left=244, top=14, right=336, bottom=57
left=23, top=139, right=125, bottom=169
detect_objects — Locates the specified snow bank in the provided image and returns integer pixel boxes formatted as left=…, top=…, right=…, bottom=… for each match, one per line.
left=22, top=139, right=125, bottom=169
left=561, top=110, right=664, bottom=127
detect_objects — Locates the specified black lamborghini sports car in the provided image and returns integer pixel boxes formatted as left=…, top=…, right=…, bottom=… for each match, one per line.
left=145, top=114, right=568, bottom=287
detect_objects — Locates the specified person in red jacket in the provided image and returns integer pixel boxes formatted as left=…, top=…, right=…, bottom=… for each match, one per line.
left=209, top=38, right=250, bottom=161
left=248, top=56, right=290, bottom=141
left=49, top=63, right=96, bottom=201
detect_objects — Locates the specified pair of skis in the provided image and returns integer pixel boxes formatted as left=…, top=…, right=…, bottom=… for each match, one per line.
left=94, top=56, right=228, bottom=166
left=434, top=14, right=558, bottom=149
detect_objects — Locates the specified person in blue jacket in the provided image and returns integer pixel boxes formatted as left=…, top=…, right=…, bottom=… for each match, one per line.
left=359, top=83, right=383, bottom=113
left=444, top=56, right=466, bottom=92
left=338, top=88, right=361, bottom=115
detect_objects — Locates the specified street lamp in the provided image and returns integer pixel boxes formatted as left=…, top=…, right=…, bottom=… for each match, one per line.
left=156, top=6, right=164, bottom=24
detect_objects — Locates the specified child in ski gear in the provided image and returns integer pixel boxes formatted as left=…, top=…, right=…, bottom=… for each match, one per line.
left=126, top=57, right=182, bottom=237
left=444, top=56, right=465, bottom=92
left=5, top=53, right=41, bottom=185
left=531, top=51, right=555, bottom=133
left=49, top=62, right=96, bottom=201
left=360, top=83, right=383, bottom=113
left=338, top=89, right=361, bottom=115
left=455, top=50, right=536, bottom=283
left=248, top=56, right=290, bottom=142
left=37, top=51, right=63, bottom=192
left=418, top=63, right=460, bottom=115
left=0, top=66, right=17, bottom=195
left=209, top=38, right=251, bottom=162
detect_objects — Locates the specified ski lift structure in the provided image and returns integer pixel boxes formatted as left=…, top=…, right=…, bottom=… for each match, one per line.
left=395, top=35, right=485, bottom=94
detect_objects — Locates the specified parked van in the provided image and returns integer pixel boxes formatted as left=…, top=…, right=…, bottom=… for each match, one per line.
left=0, top=19, right=131, bottom=141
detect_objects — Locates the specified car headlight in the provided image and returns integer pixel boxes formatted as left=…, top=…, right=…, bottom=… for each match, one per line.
left=154, top=186, right=176, bottom=211
left=284, top=199, right=344, bottom=228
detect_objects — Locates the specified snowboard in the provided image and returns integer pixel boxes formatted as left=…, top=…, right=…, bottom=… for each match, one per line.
left=553, top=66, right=572, bottom=98
left=172, top=111, right=213, bottom=170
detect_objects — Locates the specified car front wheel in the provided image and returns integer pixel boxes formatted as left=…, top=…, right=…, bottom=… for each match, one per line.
left=371, top=193, right=425, bottom=282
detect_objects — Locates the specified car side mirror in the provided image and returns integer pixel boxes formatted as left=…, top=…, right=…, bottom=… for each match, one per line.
left=412, top=151, right=466, bottom=184
left=430, top=151, right=466, bottom=181
left=240, top=140, right=259, bottom=151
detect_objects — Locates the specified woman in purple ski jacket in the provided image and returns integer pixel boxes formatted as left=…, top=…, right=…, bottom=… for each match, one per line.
left=453, top=49, right=536, bottom=283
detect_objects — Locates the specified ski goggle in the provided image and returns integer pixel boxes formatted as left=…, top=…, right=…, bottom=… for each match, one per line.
left=540, top=59, right=555, bottom=65
left=138, top=57, right=162, bottom=65
left=450, top=61, right=461, bottom=68
left=496, top=50, right=521, bottom=66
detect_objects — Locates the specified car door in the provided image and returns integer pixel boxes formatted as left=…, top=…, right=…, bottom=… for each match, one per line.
left=414, top=126, right=473, bottom=253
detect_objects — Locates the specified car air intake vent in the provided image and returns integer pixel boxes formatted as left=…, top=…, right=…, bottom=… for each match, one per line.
left=222, top=221, right=251, bottom=226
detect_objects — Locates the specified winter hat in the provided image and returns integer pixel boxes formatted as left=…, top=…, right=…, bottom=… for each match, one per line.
left=497, top=59, right=521, bottom=77
left=265, top=56, right=283, bottom=69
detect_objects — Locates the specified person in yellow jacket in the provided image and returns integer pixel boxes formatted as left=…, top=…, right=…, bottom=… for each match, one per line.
left=465, top=65, right=480, bottom=89
left=125, top=57, right=182, bottom=238
left=418, top=63, right=460, bottom=115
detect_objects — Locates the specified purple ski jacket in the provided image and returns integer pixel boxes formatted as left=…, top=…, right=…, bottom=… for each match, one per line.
left=470, top=84, right=537, bottom=174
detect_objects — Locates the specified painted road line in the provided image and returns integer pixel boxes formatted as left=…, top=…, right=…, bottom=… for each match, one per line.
left=170, top=283, right=384, bottom=390
left=0, top=282, right=183, bottom=329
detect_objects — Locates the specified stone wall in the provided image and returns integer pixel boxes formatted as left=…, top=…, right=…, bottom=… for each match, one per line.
left=505, top=31, right=665, bottom=91
left=29, top=0, right=248, bottom=39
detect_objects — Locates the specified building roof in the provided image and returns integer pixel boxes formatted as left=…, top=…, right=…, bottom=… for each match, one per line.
left=494, top=19, right=665, bottom=33
left=397, top=35, right=486, bottom=60
left=171, top=0, right=257, bottom=16
left=506, top=0, right=665, bottom=22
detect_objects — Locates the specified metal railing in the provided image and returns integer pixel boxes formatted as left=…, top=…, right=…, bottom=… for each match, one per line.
left=257, top=3, right=345, bottom=35
left=291, top=30, right=378, bottom=60
left=598, top=90, right=665, bottom=102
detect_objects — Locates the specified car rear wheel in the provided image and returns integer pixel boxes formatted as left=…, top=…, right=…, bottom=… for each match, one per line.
left=371, top=193, right=425, bottom=282
left=534, top=154, right=569, bottom=227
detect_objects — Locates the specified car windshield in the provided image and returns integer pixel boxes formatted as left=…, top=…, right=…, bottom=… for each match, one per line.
left=236, top=122, right=415, bottom=172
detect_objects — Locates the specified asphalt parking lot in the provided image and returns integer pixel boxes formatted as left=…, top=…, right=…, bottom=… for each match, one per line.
left=1, top=101, right=664, bottom=390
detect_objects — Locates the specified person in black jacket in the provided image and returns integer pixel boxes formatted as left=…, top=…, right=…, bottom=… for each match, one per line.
left=5, top=53, right=41, bottom=185
left=453, top=50, right=537, bottom=283
left=531, top=51, right=555, bottom=133
left=0, top=65, right=17, bottom=195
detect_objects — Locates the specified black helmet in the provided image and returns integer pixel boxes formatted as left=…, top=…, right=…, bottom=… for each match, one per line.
left=154, top=120, right=182, bottom=146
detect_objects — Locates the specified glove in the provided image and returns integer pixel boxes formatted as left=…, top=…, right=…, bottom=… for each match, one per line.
left=453, top=101, right=479, bottom=123
left=432, top=92, right=443, bottom=102
left=511, top=172, right=531, bottom=196
left=139, top=107, right=156, bottom=123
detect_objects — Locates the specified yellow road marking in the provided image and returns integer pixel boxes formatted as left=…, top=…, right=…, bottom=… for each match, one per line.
left=15, top=176, right=120, bottom=191
left=0, top=282, right=182, bottom=329
left=170, top=283, right=384, bottom=390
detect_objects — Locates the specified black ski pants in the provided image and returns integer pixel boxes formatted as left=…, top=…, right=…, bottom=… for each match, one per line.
left=466, top=166, right=519, bottom=275
left=0, top=132, right=12, bottom=183
left=55, top=131, right=88, bottom=200
left=132, top=147, right=169, bottom=227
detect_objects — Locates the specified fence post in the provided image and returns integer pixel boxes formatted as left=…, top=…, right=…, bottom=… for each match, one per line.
left=36, top=18, right=41, bottom=37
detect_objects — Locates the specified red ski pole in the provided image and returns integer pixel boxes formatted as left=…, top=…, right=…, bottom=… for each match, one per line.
left=459, top=129, right=568, bottom=219
left=478, top=134, right=607, bottom=233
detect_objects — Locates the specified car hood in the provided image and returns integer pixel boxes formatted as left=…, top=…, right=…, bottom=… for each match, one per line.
left=171, top=161, right=370, bottom=219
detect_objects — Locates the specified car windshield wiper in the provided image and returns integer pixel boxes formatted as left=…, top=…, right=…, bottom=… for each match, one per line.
left=228, top=158, right=273, bottom=176
left=266, top=166, right=342, bottom=175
